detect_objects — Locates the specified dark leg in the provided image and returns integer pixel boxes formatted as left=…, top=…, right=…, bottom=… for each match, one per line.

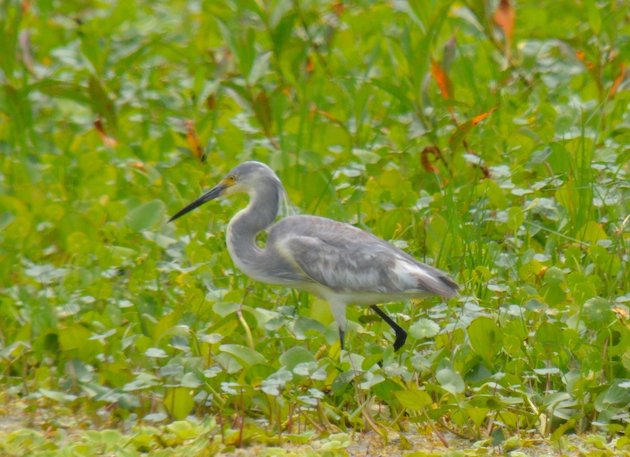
left=370, top=305, right=407, bottom=351
left=338, top=328, right=345, bottom=350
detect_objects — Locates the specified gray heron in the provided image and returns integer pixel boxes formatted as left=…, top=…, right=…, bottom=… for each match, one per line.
left=169, top=161, right=458, bottom=351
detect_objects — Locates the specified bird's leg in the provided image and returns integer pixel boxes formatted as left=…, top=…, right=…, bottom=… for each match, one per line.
left=370, top=305, right=407, bottom=351
left=329, top=301, right=348, bottom=352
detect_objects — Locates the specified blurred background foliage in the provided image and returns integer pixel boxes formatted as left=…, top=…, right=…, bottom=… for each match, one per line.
left=0, top=0, right=629, bottom=454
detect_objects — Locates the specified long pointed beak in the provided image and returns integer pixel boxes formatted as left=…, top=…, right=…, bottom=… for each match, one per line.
left=168, top=182, right=228, bottom=223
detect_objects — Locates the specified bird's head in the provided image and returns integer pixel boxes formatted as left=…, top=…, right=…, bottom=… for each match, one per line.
left=168, top=161, right=281, bottom=222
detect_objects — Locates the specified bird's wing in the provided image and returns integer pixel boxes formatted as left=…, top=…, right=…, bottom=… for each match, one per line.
left=270, top=216, right=457, bottom=297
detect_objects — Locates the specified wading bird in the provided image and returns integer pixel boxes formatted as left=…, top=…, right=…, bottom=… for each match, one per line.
left=169, top=162, right=458, bottom=351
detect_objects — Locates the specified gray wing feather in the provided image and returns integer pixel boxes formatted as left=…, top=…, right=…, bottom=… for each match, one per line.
left=268, top=216, right=458, bottom=297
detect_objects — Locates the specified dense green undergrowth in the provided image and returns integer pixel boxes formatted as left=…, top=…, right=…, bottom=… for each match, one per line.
left=0, top=0, right=628, bottom=455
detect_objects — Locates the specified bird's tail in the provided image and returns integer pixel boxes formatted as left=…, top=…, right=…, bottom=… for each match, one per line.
left=417, top=265, right=459, bottom=298
left=435, top=273, right=459, bottom=298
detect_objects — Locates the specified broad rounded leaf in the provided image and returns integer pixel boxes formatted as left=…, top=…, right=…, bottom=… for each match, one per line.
left=280, top=346, right=315, bottom=371
left=467, top=317, right=502, bottom=366
left=124, top=199, right=165, bottom=231
left=583, top=298, right=615, bottom=326
left=180, top=372, right=202, bottom=388
left=165, top=420, right=198, bottom=440
left=395, top=389, right=432, bottom=411
left=145, top=347, right=168, bottom=358
left=409, top=318, right=440, bottom=339
left=436, top=367, right=465, bottom=394
left=39, top=388, right=78, bottom=402
left=219, top=344, right=267, bottom=367
left=164, top=388, right=195, bottom=420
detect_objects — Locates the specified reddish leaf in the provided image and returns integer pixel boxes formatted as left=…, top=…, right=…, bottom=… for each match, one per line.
left=431, top=58, right=452, bottom=100
left=312, top=105, right=341, bottom=124
left=206, top=93, right=216, bottom=110
left=253, top=90, right=272, bottom=136
left=494, top=0, right=515, bottom=45
left=471, top=107, right=497, bottom=125
left=576, top=50, right=595, bottom=71
left=305, top=56, right=315, bottom=73
left=93, top=118, right=118, bottom=147
left=130, top=161, right=146, bottom=171
left=609, top=63, right=625, bottom=97
left=420, top=146, right=442, bottom=174
left=332, top=1, right=344, bottom=17
left=478, top=163, right=491, bottom=179
left=449, top=108, right=497, bottom=152
left=185, top=120, right=204, bottom=161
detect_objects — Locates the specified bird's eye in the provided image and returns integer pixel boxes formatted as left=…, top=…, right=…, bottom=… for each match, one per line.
left=226, top=175, right=236, bottom=184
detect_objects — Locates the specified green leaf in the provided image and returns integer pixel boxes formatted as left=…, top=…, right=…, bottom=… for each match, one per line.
left=585, top=0, right=601, bottom=34
left=145, top=347, right=168, bottom=358
left=58, top=324, right=99, bottom=361
left=248, top=53, right=271, bottom=86
left=594, top=382, right=630, bottom=411
left=467, top=317, right=502, bottom=367
left=39, top=388, right=78, bottom=402
left=124, top=200, right=165, bottom=231
left=123, top=373, right=158, bottom=391
left=293, top=317, right=326, bottom=340
left=436, top=367, right=465, bottom=395
left=359, top=371, right=385, bottom=390
left=395, top=389, right=432, bottom=411
left=213, top=301, right=240, bottom=317
left=31, top=80, right=91, bottom=105
left=319, top=433, right=350, bottom=451
left=409, top=318, right=440, bottom=339
left=219, top=344, right=267, bottom=367
left=279, top=346, right=314, bottom=371
left=82, top=430, right=125, bottom=450
left=164, top=388, right=195, bottom=421
left=579, top=221, right=608, bottom=244
left=180, top=372, right=202, bottom=388
left=261, top=368, right=293, bottom=395
left=352, top=148, right=381, bottom=164
left=582, top=298, right=614, bottom=326
left=535, top=322, right=564, bottom=352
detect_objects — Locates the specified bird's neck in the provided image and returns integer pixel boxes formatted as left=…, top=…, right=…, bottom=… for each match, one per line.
left=226, top=177, right=282, bottom=275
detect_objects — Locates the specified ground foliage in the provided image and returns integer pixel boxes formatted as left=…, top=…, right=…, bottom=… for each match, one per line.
left=0, top=0, right=629, bottom=455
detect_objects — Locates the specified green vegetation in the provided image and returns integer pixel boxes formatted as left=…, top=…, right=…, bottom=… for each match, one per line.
left=0, top=0, right=628, bottom=455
